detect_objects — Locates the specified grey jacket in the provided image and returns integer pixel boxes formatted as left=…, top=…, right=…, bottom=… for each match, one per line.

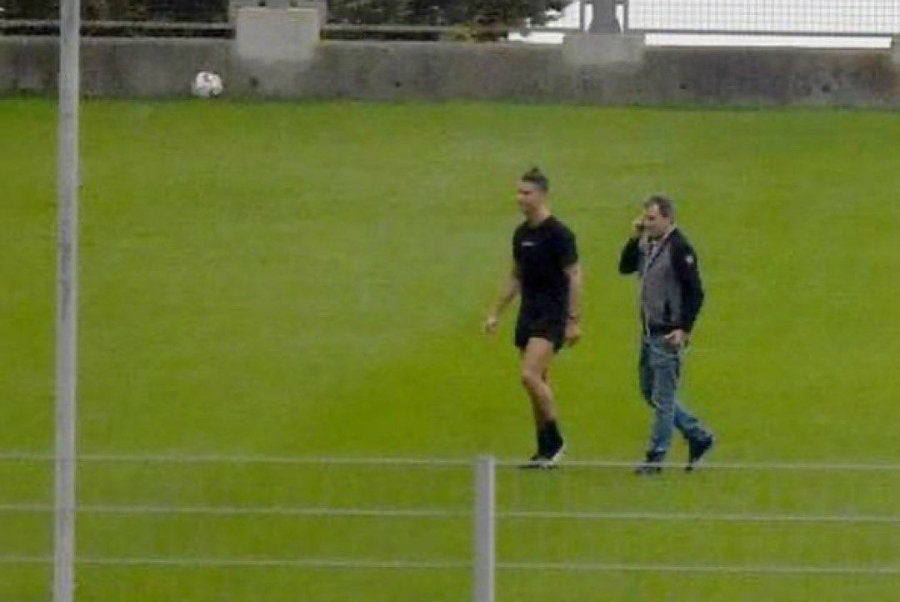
left=618, top=228, right=705, bottom=334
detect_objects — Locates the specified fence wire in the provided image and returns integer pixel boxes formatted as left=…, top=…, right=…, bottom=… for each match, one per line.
left=1, top=453, right=897, bottom=591
left=625, top=0, right=900, bottom=35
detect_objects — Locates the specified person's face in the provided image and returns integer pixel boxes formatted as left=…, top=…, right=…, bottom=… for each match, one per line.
left=516, top=181, right=545, bottom=215
left=642, top=203, right=672, bottom=239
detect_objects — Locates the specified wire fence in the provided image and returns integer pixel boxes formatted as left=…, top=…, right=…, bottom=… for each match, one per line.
left=623, top=0, right=900, bottom=36
left=3, top=1, right=900, bottom=38
left=1, top=452, right=898, bottom=600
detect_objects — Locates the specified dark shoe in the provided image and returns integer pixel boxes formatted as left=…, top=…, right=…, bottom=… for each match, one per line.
left=686, top=434, right=715, bottom=472
left=518, top=440, right=565, bottom=470
left=543, top=440, right=566, bottom=468
left=519, top=453, right=549, bottom=469
left=634, top=451, right=664, bottom=475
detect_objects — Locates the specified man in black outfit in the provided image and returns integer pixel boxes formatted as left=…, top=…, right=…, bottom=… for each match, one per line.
left=484, top=167, right=582, bottom=468
left=619, top=195, right=715, bottom=473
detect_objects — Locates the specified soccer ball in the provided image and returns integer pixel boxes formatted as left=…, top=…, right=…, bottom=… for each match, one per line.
left=191, top=71, right=224, bottom=98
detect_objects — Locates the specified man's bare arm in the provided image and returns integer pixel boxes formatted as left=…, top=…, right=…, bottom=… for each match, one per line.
left=564, top=262, right=582, bottom=345
left=484, top=263, right=521, bottom=334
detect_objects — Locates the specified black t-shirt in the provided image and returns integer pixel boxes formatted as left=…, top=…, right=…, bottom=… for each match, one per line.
left=512, top=216, right=578, bottom=313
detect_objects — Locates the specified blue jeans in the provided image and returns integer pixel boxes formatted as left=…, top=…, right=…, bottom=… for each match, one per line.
left=639, top=334, right=709, bottom=457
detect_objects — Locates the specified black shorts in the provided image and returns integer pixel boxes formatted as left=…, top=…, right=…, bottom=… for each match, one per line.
left=515, top=310, right=566, bottom=352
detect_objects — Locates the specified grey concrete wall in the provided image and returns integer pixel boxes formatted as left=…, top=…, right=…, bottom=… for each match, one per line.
left=2, top=35, right=900, bottom=107
left=0, top=36, right=232, bottom=97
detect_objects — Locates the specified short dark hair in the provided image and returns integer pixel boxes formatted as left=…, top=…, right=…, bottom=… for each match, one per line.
left=521, top=167, right=549, bottom=192
left=644, top=195, right=676, bottom=220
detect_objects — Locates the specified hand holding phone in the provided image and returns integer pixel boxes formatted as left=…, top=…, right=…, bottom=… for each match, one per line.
left=632, top=216, right=645, bottom=238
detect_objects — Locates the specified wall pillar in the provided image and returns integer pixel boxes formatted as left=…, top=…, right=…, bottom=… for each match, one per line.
left=235, top=7, right=320, bottom=64
left=588, top=0, right=621, bottom=33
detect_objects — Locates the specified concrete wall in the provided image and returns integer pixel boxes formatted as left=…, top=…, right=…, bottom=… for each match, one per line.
left=2, top=35, right=900, bottom=107
left=0, top=36, right=231, bottom=97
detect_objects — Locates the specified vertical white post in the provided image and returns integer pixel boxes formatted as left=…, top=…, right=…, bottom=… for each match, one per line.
left=473, top=456, right=495, bottom=602
left=55, top=1, right=80, bottom=602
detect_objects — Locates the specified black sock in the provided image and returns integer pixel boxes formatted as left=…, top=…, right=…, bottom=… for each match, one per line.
left=545, top=420, right=563, bottom=447
left=536, top=427, right=551, bottom=455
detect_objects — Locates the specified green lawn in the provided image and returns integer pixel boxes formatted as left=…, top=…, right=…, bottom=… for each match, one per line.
left=1, top=99, right=898, bottom=601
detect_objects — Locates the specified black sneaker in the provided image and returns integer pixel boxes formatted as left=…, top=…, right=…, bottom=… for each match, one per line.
left=519, top=453, right=549, bottom=469
left=634, top=451, right=664, bottom=475
left=518, top=441, right=566, bottom=470
left=686, top=434, right=715, bottom=472
left=543, top=440, right=566, bottom=468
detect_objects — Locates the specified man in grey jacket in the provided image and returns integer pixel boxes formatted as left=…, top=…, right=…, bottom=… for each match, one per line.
left=619, top=195, right=715, bottom=473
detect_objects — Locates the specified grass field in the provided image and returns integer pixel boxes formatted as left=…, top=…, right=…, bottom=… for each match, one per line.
left=1, top=99, right=899, bottom=601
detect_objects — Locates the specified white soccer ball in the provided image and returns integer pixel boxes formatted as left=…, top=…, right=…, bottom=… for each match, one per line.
left=191, top=71, right=224, bottom=98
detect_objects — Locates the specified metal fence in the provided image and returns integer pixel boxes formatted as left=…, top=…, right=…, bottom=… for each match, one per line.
left=1, top=452, right=898, bottom=601
left=622, top=0, right=900, bottom=37
left=3, top=1, right=900, bottom=39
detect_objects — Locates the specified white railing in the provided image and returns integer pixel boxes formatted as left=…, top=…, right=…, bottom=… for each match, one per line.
left=1, top=452, right=898, bottom=602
